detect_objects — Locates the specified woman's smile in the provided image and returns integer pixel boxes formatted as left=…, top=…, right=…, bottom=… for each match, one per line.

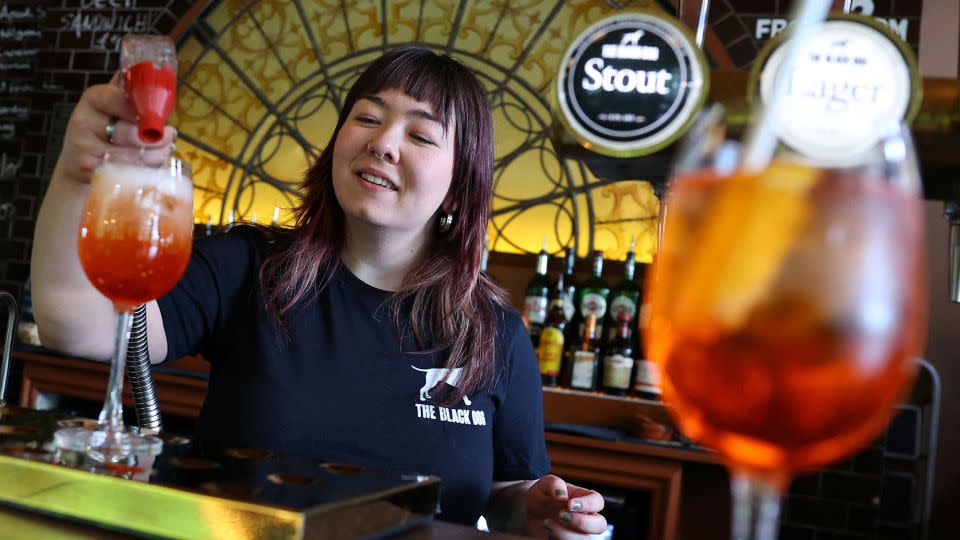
left=332, top=89, right=455, bottom=232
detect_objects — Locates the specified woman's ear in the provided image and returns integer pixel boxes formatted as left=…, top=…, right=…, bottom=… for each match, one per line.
left=440, top=195, right=459, bottom=215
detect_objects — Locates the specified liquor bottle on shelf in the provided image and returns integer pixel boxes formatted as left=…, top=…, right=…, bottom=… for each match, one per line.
left=560, top=247, right=578, bottom=324
left=607, top=237, right=642, bottom=341
left=632, top=347, right=662, bottom=402
left=537, top=275, right=567, bottom=387
left=523, top=237, right=550, bottom=346
left=576, top=250, right=610, bottom=340
left=602, top=313, right=635, bottom=396
left=632, top=261, right=650, bottom=354
left=566, top=314, right=601, bottom=391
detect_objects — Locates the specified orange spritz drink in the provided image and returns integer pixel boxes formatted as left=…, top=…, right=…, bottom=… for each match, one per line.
left=78, top=160, right=193, bottom=311
left=647, top=161, right=925, bottom=478
left=55, top=156, right=193, bottom=458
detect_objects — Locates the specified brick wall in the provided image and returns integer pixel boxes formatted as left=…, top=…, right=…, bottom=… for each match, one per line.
left=0, top=0, right=195, bottom=305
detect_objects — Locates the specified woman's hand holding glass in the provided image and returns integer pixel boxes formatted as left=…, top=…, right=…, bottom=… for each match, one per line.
left=56, top=80, right=175, bottom=187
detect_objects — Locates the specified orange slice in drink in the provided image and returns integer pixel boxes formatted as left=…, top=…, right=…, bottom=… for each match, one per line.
left=674, top=160, right=822, bottom=334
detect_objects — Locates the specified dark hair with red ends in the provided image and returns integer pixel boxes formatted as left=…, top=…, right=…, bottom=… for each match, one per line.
left=259, top=44, right=507, bottom=405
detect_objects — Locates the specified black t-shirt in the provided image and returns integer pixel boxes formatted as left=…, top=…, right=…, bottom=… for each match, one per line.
left=156, top=226, right=550, bottom=524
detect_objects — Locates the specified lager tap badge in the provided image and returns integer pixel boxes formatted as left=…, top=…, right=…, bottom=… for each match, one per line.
left=751, top=14, right=921, bottom=165
left=556, top=13, right=708, bottom=157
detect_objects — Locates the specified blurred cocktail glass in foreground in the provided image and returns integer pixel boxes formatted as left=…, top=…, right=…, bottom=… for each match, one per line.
left=645, top=116, right=926, bottom=539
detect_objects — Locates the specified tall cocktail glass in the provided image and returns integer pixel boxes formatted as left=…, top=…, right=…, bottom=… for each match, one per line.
left=645, top=120, right=926, bottom=540
left=54, top=154, right=193, bottom=459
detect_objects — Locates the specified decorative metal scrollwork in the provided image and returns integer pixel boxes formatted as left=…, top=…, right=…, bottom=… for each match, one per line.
left=173, top=0, right=664, bottom=261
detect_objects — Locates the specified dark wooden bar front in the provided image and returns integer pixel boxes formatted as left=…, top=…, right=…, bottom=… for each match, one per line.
left=0, top=503, right=527, bottom=539
left=543, top=388, right=728, bottom=540
left=16, top=350, right=208, bottom=419
left=13, top=349, right=730, bottom=540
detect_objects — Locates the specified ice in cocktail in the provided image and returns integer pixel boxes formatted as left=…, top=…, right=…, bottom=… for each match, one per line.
left=78, top=160, right=193, bottom=312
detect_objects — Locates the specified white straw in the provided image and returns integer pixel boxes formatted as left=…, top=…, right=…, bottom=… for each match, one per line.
left=740, top=0, right=833, bottom=172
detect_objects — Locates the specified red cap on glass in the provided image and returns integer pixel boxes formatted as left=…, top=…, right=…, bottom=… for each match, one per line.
left=120, top=34, right=177, bottom=143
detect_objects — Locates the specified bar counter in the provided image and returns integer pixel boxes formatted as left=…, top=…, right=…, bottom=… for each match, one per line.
left=0, top=403, right=523, bottom=539
left=10, top=348, right=728, bottom=540
left=0, top=504, right=524, bottom=539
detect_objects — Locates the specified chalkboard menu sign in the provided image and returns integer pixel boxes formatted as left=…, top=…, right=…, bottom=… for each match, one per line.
left=0, top=0, right=178, bottom=295
left=0, top=1, right=42, bottom=187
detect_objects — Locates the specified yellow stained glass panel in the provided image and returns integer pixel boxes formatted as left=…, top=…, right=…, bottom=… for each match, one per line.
left=175, top=0, right=664, bottom=260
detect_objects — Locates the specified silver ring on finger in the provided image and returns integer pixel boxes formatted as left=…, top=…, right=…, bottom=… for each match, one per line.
left=104, top=116, right=118, bottom=144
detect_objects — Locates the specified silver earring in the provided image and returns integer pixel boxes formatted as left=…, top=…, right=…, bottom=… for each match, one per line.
left=367, top=140, right=385, bottom=160
left=438, top=212, right=454, bottom=233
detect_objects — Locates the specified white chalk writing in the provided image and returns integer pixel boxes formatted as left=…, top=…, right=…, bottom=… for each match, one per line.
left=95, top=33, right=122, bottom=51
left=0, top=61, right=29, bottom=70
left=0, top=152, right=21, bottom=178
left=61, top=10, right=153, bottom=38
left=0, top=123, right=14, bottom=138
left=0, top=81, right=33, bottom=94
left=0, top=105, right=28, bottom=118
left=0, top=4, right=46, bottom=22
left=0, top=49, right=39, bottom=58
left=0, top=28, right=42, bottom=41
left=0, top=202, right=14, bottom=221
left=81, top=0, right=137, bottom=8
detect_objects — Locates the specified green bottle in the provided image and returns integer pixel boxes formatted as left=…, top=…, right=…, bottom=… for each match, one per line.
left=607, top=238, right=642, bottom=342
left=561, top=247, right=578, bottom=323
left=523, top=238, right=550, bottom=345
left=602, top=313, right=635, bottom=396
left=577, top=250, right=610, bottom=340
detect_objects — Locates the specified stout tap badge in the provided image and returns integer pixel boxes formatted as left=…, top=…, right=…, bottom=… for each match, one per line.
left=556, top=13, right=708, bottom=157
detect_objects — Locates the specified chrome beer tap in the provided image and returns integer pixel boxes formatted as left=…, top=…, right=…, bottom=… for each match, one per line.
left=945, top=200, right=960, bottom=303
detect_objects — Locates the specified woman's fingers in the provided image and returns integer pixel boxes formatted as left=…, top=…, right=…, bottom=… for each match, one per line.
left=78, top=83, right=176, bottom=147
left=543, top=513, right=608, bottom=539
left=566, top=492, right=604, bottom=513
left=556, top=510, right=608, bottom=534
left=102, top=145, right=174, bottom=167
left=84, top=83, right=135, bottom=123
left=534, top=475, right=569, bottom=500
left=106, top=120, right=176, bottom=148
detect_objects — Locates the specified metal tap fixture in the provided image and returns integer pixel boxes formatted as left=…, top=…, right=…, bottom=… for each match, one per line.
left=944, top=201, right=960, bottom=303
left=126, top=304, right=163, bottom=432
left=0, top=291, right=18, bottom=404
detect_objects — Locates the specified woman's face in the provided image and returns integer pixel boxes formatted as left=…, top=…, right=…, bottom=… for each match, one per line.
left=331, top=89, right=456, bottom=236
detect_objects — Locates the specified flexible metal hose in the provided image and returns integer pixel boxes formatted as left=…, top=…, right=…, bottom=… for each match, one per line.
left=0, top=291, right=17, bottom=403
left=125, top=303, right=162, bottom=432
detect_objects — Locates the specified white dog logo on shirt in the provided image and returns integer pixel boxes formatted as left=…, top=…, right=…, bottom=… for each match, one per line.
left=411, top=366, right=472, bottom=406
